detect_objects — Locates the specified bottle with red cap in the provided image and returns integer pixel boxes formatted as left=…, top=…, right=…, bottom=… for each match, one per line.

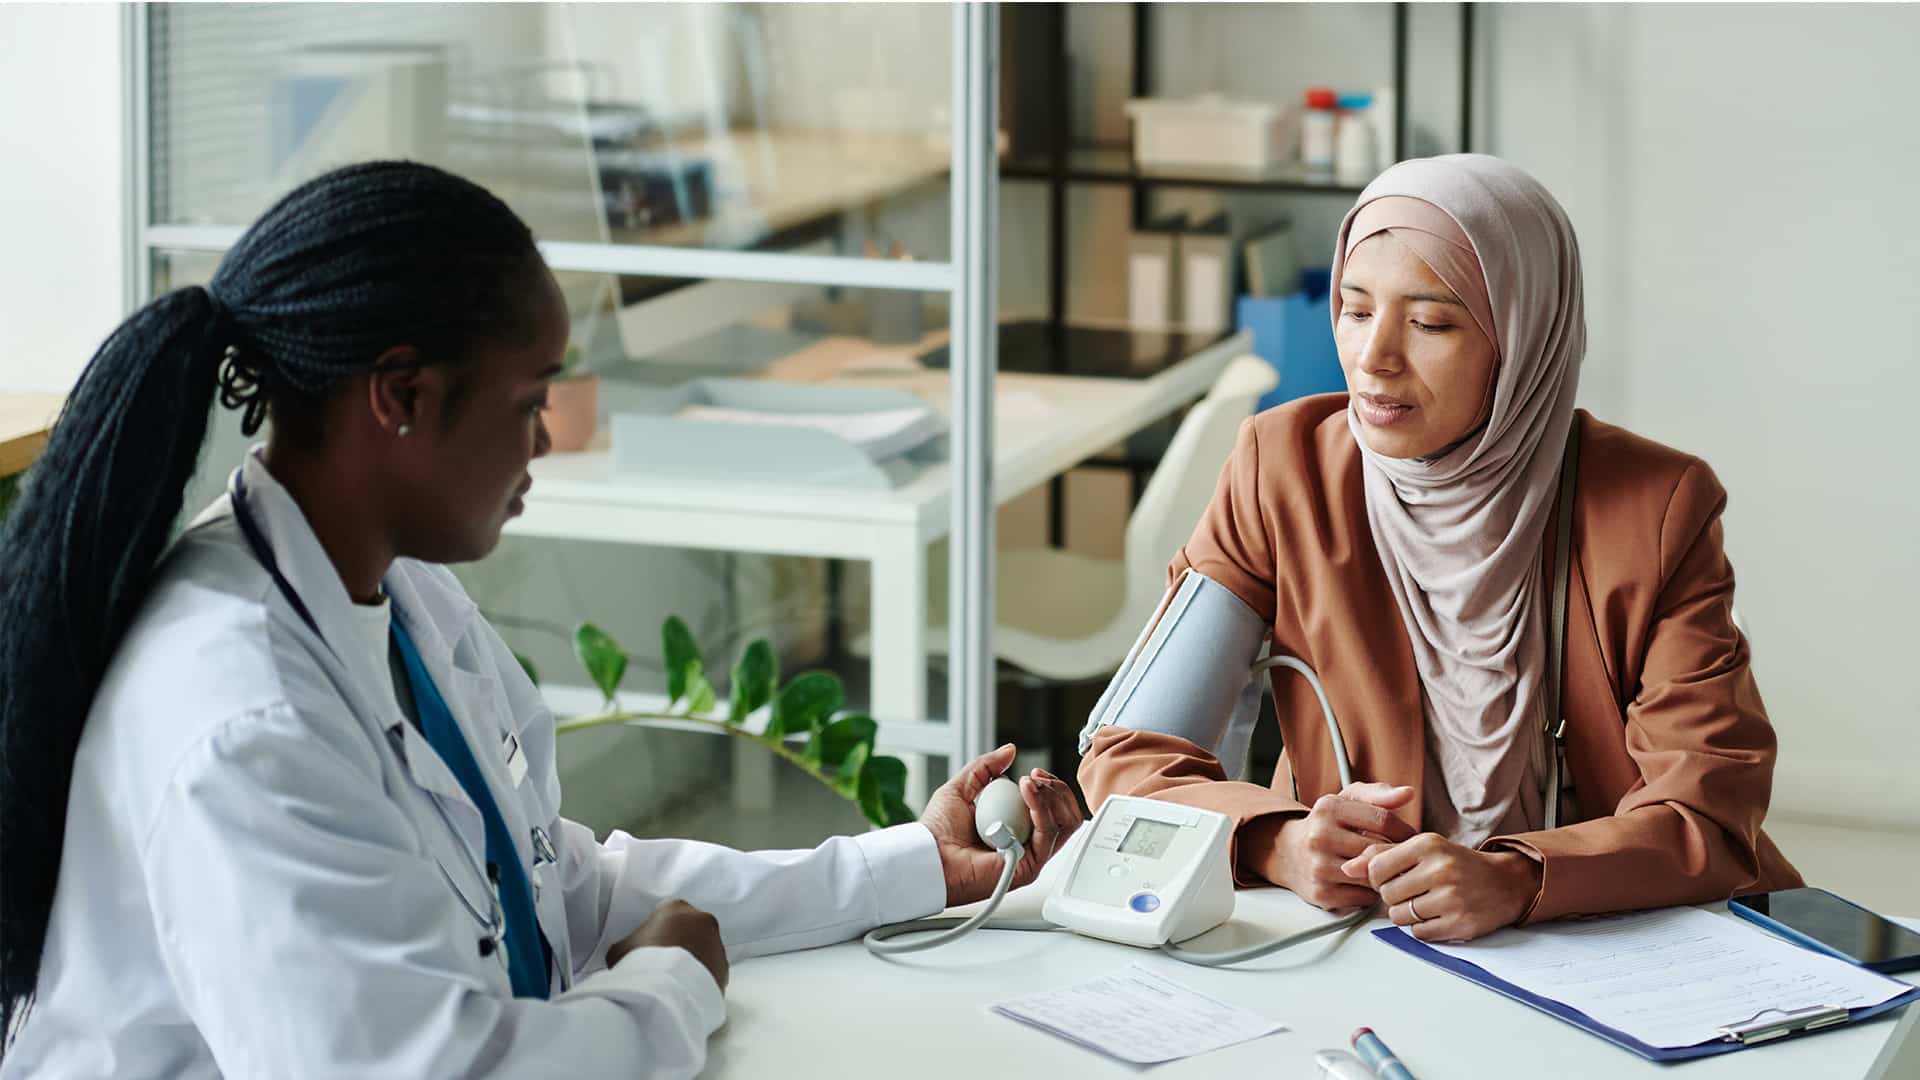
left=1301, top=86, right=1339, bottom=176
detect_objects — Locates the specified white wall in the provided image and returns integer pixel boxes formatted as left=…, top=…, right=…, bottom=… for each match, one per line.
left=1487, top=3, right=1920, bottom=829
left=0, top=3, right=124, bottom=394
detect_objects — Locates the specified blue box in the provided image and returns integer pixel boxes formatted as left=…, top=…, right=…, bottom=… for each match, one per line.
left=1234, top=268, right=1345, bottom=412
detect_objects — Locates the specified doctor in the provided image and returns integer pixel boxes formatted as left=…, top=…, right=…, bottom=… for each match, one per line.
left=0, top=161, right=1082, bottom=1078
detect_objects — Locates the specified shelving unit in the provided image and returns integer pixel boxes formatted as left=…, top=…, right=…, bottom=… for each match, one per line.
left=1003, top=1, right=1477, bottom=544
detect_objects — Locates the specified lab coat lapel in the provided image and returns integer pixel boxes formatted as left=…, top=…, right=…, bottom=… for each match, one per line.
left=212, top=452, right=427, bottom=758
left=384, top=564, right=530, bottom=862
left=387, top=562, right=574, bottom=986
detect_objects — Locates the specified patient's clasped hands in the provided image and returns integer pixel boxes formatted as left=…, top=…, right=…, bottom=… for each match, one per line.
left=1264, top=782, right=1543, bottom=943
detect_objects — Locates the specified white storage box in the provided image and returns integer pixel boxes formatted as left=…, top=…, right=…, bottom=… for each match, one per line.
left=1124, top=95, right=1286, bottom=172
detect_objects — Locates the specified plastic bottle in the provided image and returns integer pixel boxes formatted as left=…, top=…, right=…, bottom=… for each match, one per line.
left=1300, top=87, right=1338, bottom=175
left=1335, top=93, right=1376, bottom=184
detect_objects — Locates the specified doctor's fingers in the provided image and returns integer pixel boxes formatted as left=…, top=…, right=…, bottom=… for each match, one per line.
left=949, top=743, right=1021, bottom=804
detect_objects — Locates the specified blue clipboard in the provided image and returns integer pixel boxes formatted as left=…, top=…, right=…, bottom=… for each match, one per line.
left=1373, top=927, right=1920, bottom=1062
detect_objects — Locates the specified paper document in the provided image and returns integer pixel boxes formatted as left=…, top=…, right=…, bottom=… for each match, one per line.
left=673, top=403, right=941, bottom=462
left=990, top=963, right=1285, bottom=1064
left=1426, top=907, right=1912, bottom=1049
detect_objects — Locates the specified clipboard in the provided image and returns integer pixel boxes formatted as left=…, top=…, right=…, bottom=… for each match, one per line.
left=1374, top=927, right=1920, bottom=1062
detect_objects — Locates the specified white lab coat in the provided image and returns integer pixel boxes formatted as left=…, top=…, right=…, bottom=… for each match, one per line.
left=2, top=452, right=946, bottom=1079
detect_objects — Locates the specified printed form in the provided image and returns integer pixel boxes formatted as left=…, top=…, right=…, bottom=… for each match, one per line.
left=1428, top=907, right=1911, bottom=1048
left=990, top=963, right=1286, bottom=1064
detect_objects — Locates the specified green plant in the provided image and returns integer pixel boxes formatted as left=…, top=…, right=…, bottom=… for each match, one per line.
left=536, top=616, right=914, bottom=829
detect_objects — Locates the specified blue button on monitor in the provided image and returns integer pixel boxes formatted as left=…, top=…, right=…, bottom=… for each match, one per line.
left=1129, top=892, right=1161, bottom=914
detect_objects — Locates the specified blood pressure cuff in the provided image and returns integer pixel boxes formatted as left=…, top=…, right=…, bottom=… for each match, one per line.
left=1078, top=569, right=1268, bottom=780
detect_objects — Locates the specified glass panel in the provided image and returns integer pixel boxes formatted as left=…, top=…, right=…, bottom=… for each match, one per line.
left=148, top=2, right=953, bottom=259
left=155, top=248, right=953, bottom=843
left=472, top=276, right=957, bottom=843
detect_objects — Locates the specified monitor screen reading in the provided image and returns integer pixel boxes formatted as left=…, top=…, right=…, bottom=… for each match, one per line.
left=1117, top=818, right=1179, bottom=860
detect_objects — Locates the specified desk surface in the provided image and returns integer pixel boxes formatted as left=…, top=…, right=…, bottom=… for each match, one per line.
left=704, top=877, right=1916, bottom=1079
left=610, top=131, right=952, bottom=251
left=0, top=392, right=62, bottom=478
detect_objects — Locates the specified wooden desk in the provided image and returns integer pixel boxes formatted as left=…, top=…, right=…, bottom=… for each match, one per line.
left=0, top=392, right=63, bottom=478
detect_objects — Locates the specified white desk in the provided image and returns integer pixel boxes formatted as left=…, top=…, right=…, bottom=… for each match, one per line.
left=703, top=876, right=1918, bottom=1079
left=506, top=330, right=1252, bottom=762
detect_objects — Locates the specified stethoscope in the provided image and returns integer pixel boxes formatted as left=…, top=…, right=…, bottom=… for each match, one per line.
left=226, top=465, right=551, bottom=970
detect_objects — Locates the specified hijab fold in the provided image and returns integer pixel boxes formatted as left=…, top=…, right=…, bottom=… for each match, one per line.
left=1329, top=155, right=1587, bottom=846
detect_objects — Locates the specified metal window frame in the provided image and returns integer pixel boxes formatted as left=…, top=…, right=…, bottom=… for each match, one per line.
left=124, top=1, right=999, bottom=779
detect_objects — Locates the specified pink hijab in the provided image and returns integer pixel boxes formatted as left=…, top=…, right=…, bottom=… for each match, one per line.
left=1329, top=155, right=1586, bottom=846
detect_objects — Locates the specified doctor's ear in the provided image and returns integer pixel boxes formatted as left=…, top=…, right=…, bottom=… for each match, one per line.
left=367, top=347, right=429, bottom=438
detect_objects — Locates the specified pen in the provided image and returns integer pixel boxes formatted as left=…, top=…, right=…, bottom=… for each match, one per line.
left=1351, top=1027, right=1417, bottom=1080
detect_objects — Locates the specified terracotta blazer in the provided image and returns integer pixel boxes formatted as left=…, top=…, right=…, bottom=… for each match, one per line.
left=1080, top=394, right=1801, bottom=924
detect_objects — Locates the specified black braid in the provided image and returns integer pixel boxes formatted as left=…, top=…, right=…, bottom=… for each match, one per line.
left=0, top=161, right=542, bottom=1047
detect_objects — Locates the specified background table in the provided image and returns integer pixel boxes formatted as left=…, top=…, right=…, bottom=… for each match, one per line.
left=507, top=330, right=1252, bottom=771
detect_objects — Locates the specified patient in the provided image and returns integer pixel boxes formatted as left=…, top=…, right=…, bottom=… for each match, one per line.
left=1079, top=154, right=1801, bottom=943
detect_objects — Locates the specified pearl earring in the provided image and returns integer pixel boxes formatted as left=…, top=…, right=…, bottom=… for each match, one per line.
left=397, top=424, right=412, bottom=437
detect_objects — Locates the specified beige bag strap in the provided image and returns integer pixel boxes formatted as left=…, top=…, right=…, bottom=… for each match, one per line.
left=1543, top=422, right=1581, bottom=831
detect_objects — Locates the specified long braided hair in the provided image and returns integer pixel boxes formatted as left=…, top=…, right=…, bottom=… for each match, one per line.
left=0, top=161, right=544, bottom=1043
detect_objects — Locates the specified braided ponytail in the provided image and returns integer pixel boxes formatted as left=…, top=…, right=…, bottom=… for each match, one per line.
left=0, top=161, right=542, bottom=1043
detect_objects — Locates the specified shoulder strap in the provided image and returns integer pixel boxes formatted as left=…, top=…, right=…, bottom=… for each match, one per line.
left=1543, top=420, right=1582, bottom=830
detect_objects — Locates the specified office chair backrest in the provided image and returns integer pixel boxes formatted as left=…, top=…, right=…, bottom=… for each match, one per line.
left=1124, top=355, right=1279, bottom=617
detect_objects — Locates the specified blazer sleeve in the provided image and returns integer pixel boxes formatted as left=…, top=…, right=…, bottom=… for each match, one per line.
left=1484, top=460, right=1781, bottom=923
left=1079, top=418, right=1308, bottom=886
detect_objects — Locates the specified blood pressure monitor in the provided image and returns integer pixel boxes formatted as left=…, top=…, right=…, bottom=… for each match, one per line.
left=1043, top=795, right=1235, bottom=947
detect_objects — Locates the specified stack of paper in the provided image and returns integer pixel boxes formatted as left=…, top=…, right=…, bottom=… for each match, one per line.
left=673, top=403, right=943, bottom=463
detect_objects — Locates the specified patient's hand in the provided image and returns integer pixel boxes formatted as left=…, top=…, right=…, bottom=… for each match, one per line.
left=1266, top=782, right=1416, bottom=911
left=1346, top=833, right=1542, bottom=942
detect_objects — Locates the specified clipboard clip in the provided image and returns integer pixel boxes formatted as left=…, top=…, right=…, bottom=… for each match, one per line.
left=1716, top=1004, right=1852, bottom=1044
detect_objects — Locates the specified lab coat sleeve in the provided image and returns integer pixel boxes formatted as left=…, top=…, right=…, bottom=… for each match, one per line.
left=1483, top=460, right=1799, bottom=922
left=556, top=817, right=947, bottom=974
left=141, top=701, right=727, bottom=1080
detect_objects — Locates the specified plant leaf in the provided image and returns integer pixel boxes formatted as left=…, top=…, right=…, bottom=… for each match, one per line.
left=513, top=651, right=540, bottom=687
left=767, top=672, right=842, bottom=741
left=856, top=755, right=909, bottom=828
left=814, top=713, right=876, bottom=772
left=572, top=623, right=627, bottom=705
left=661, top=616, right=701, bottom=705
left=881, top=793, right=917, bottom=827
left=728, top=639, right=777, bottom=726
left=686, top=672, right=717, bottom=716
left=865, top=755, right=909, bottom=805
left=834, top=741, right=871, bottom=799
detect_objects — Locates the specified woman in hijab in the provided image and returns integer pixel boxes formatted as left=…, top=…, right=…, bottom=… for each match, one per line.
left=1078, top=155, right=1801, bottom=943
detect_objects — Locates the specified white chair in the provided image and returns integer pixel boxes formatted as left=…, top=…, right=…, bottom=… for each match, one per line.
left=921, top=354, right=1280, bottom=681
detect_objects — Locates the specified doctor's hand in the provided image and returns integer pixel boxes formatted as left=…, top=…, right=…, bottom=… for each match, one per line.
left=1267, top=782, right=1416, bottom=912
left=921, top=744, right=1084, bottom=907
left=1344, top=833, right=1542, bottom=943
left=607, top=899, right=730, bottom=991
